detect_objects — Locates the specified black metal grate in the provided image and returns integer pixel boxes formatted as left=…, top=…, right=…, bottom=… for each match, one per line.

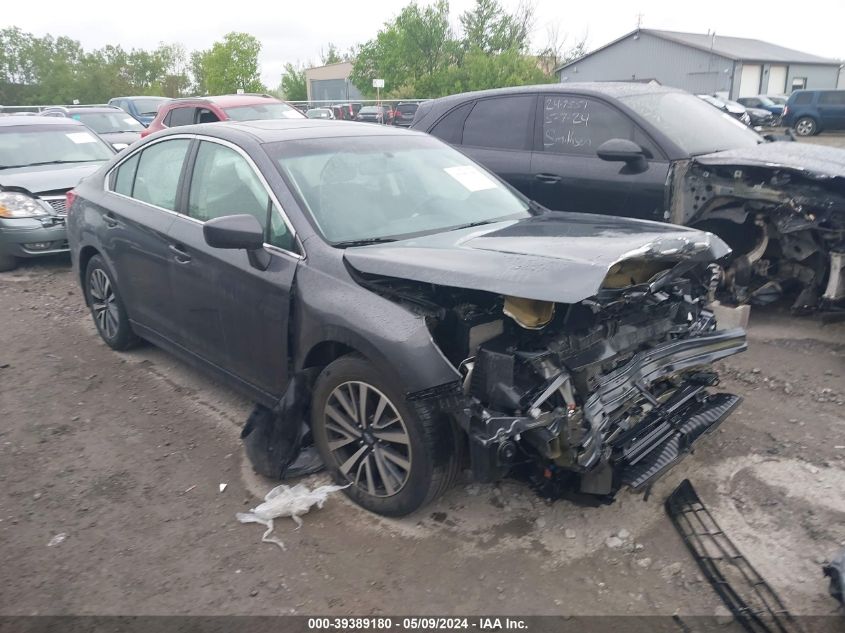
left=665, top=479, right=804, bottom=633
left=43, top=197, right=67, bottom=215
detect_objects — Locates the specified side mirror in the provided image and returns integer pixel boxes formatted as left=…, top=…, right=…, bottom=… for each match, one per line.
left=203, top=214, right=270, bottom=270
left=596, top=138, right=648, bottom=174
left=597, top=138, right=645, bottom=163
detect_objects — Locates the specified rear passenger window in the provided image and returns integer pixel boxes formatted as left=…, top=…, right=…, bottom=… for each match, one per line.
left=168, top=107, right=196, bottom=127
left=541, top=96, right=659, bottom=158
left=112, top=153, right=139, bottom=196
left=819, top=91, right=845, bottom=105
left=429, top=102, right=473, bottom=144
left=792, top=92, right=813, bottom=105
left=132, top=139, right=191, bottom=210
left=462, top=96, right=534, bottom=150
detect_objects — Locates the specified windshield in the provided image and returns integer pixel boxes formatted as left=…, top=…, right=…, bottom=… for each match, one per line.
left=755, top=96, right=776, bottom=107
left=397, top=104, right=418, bottom=114
left=223, top=102, right=304, bottom=121
left=268, top=135, right=530, bottom=244
left=621, top=92, right=762, bottom=155
left=359, top=107, right=380, bottom=114
left=0, top=125, right=113, bottom=168
left=132, top=98, right=168, bottom=116
left=306, top=109, right=332, bottom=118
left=73, top=111, right=144, bottom=133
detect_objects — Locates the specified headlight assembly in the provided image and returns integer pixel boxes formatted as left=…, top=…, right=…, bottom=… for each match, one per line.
left=0, top=191, right=52, bottom=219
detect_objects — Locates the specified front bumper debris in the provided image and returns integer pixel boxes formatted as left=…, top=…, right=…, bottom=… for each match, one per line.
left=666, top=480, right=804, bottom=633
left=460, top=328, right=746, bottom=491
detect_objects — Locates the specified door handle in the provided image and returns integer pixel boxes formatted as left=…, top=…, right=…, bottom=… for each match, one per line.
left=103, top=212, right=119, bottom=228
left=535, top=173, right=561, bottom=183
left=168, top=244, right=192, bottom=264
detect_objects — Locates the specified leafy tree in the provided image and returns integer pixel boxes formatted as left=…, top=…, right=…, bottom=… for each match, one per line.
left=192, top=32, right=265, bottom=95
left=350, top=1, right=455, bottom=98
left=280, top=62, right=307, bottom=101
left=320, top=43, right=343, bottom=65
left=459, top=0, right=534, bottom=54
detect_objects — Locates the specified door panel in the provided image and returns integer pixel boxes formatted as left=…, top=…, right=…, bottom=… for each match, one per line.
left=103, top=138, right=190, bottom=336
left=167, top=140, right=296, bottom=397
left=167, top=218, right=293, bottom=396
left=530, top=95, right=668, bottom=220
left=739, top=65, right=763, bottom=98
left=767, top=66, right=787, bottom=94
left=818, top=91, right=845, bottom=129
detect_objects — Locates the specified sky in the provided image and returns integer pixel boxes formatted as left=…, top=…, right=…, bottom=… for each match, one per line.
left=4, top=0, right=844, bottom=89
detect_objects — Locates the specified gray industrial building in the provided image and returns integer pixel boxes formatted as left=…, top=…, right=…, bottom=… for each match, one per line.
left=556, top=29, right=843, bottom=99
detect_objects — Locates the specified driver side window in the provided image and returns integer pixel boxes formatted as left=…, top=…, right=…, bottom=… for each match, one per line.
left=541, top=96, right=659, bottom=158
left=187, top=141, right=298, bottom=253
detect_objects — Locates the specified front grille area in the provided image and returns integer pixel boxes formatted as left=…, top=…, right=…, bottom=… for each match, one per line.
left=42, top=197, right=67, bottom=215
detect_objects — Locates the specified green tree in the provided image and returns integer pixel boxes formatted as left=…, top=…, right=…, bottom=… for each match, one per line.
left=459, top=0, right=534, bottom=54
left=192, top=32, right=265, bottom=95
left=280, top=62, right=307, bottom=101
left=320, top=43, right=343, bottom=65
left=350, top=1, right=455, bottom=98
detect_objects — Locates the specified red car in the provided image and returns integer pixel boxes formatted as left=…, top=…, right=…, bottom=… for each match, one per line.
left=141, top=94, right=304, bottom=137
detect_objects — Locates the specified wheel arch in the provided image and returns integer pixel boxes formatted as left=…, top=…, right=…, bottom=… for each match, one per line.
left=77, top=245, right=102, bottom=304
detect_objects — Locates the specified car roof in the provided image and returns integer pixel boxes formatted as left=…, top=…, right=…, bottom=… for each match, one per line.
left=424, top=81, right=681, bottom=108
left=158, top=119, right=423, bottom=143
left=113, top=96, right=171, bottom=101
left=0, top=115, right=86, bottom=128
left=49, top=107, right=123, bottom=114
left=168, top=94, right=283, bottom=108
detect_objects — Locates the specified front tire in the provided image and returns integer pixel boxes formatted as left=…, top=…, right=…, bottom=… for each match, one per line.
left=793, top=117, right=818, bottom=136
left=311, top=355, right=459, bottom=516
left=84, top=255, right=139, bottom=350
left=0, top=253, right=17, bottom=272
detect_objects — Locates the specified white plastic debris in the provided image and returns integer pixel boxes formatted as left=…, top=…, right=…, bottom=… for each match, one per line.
left=219, top=483, right=227, bottom=493
left=47, top=533, right=67, bottom=547
left=236, top=483, right=348, bottom=550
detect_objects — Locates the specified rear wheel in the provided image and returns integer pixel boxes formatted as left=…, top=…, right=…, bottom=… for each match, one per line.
left=84, top=255, right=139, bottom=350
left=311, top=355, right=459, bottom=516
left=793, top=117, right=817, bottom=136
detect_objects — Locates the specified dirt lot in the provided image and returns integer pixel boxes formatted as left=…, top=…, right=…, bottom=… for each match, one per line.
left=1, top=135, right=844, bottom=620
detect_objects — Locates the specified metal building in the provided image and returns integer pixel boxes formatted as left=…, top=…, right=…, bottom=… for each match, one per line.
left=304, top=62, right=363, bottom=102
left=557, top=29, right=843, bottom=98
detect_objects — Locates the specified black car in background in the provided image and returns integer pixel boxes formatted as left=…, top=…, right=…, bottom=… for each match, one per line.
left=0, top=116, right=114, bottom=271
left=356, top=105, right=393, bottom=124
left=40, top=106, right=145, bottom=150
left=66, top=119, right=745, bottom=515
left=411, top=83, right=845, bottom=312
left=393, top=102, right=419, bottom=127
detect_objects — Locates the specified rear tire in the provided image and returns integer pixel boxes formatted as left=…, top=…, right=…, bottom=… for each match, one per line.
left=84, top=255, right=139, bottom=351
left=0, top=253, right=17, bottom=272
left=311, top=354, right=460, bottom=516
left=793, top=117, right=818, bottom=136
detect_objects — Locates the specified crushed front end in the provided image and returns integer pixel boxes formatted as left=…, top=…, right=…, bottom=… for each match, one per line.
left=361, top=256, right=747, bottom=498
left=671, top=146, right=845, bottom=314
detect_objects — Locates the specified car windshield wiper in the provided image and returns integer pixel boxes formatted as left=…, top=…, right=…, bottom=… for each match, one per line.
left=445, top=219, right=499, bottom=232
left=0, top=159, right=105, bottom=169
left=333, top=237, right=397, bottom=248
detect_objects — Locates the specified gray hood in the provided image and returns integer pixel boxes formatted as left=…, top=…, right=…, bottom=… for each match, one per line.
left=695, top=142, right=845, bottom=181
left=344, top=212, right=730, bottom=304
left=0, top=162, right=105, bottom=196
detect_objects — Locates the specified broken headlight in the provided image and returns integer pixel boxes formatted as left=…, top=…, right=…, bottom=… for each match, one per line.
left=0, top=192, right=52, bottom=219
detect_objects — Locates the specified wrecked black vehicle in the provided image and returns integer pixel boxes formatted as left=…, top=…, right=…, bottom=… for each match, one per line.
left=67, top=120, right=746, bottom=516
left=412, top=83, right=845, bottom=314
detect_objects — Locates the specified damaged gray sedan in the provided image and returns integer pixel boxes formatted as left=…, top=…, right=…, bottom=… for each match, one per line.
left=67, top=120, right=746, bottom=516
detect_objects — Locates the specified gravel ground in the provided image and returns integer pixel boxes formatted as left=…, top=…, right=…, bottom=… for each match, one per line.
left=2, top=134, right=845, bottom=620
left=1, top=256, right=843, bottom=620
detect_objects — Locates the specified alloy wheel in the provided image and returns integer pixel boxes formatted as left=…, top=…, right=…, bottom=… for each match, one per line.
left=795, top=119, right=815, bottom=136
left=89, top=268, right=119, bottom=340
left=323, top=381, right=412, bottom=497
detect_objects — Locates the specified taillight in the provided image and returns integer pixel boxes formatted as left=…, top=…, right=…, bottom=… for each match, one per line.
left=65, top=189, right=77, bottom=213
left=782, top=105, right=789, bottom=116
